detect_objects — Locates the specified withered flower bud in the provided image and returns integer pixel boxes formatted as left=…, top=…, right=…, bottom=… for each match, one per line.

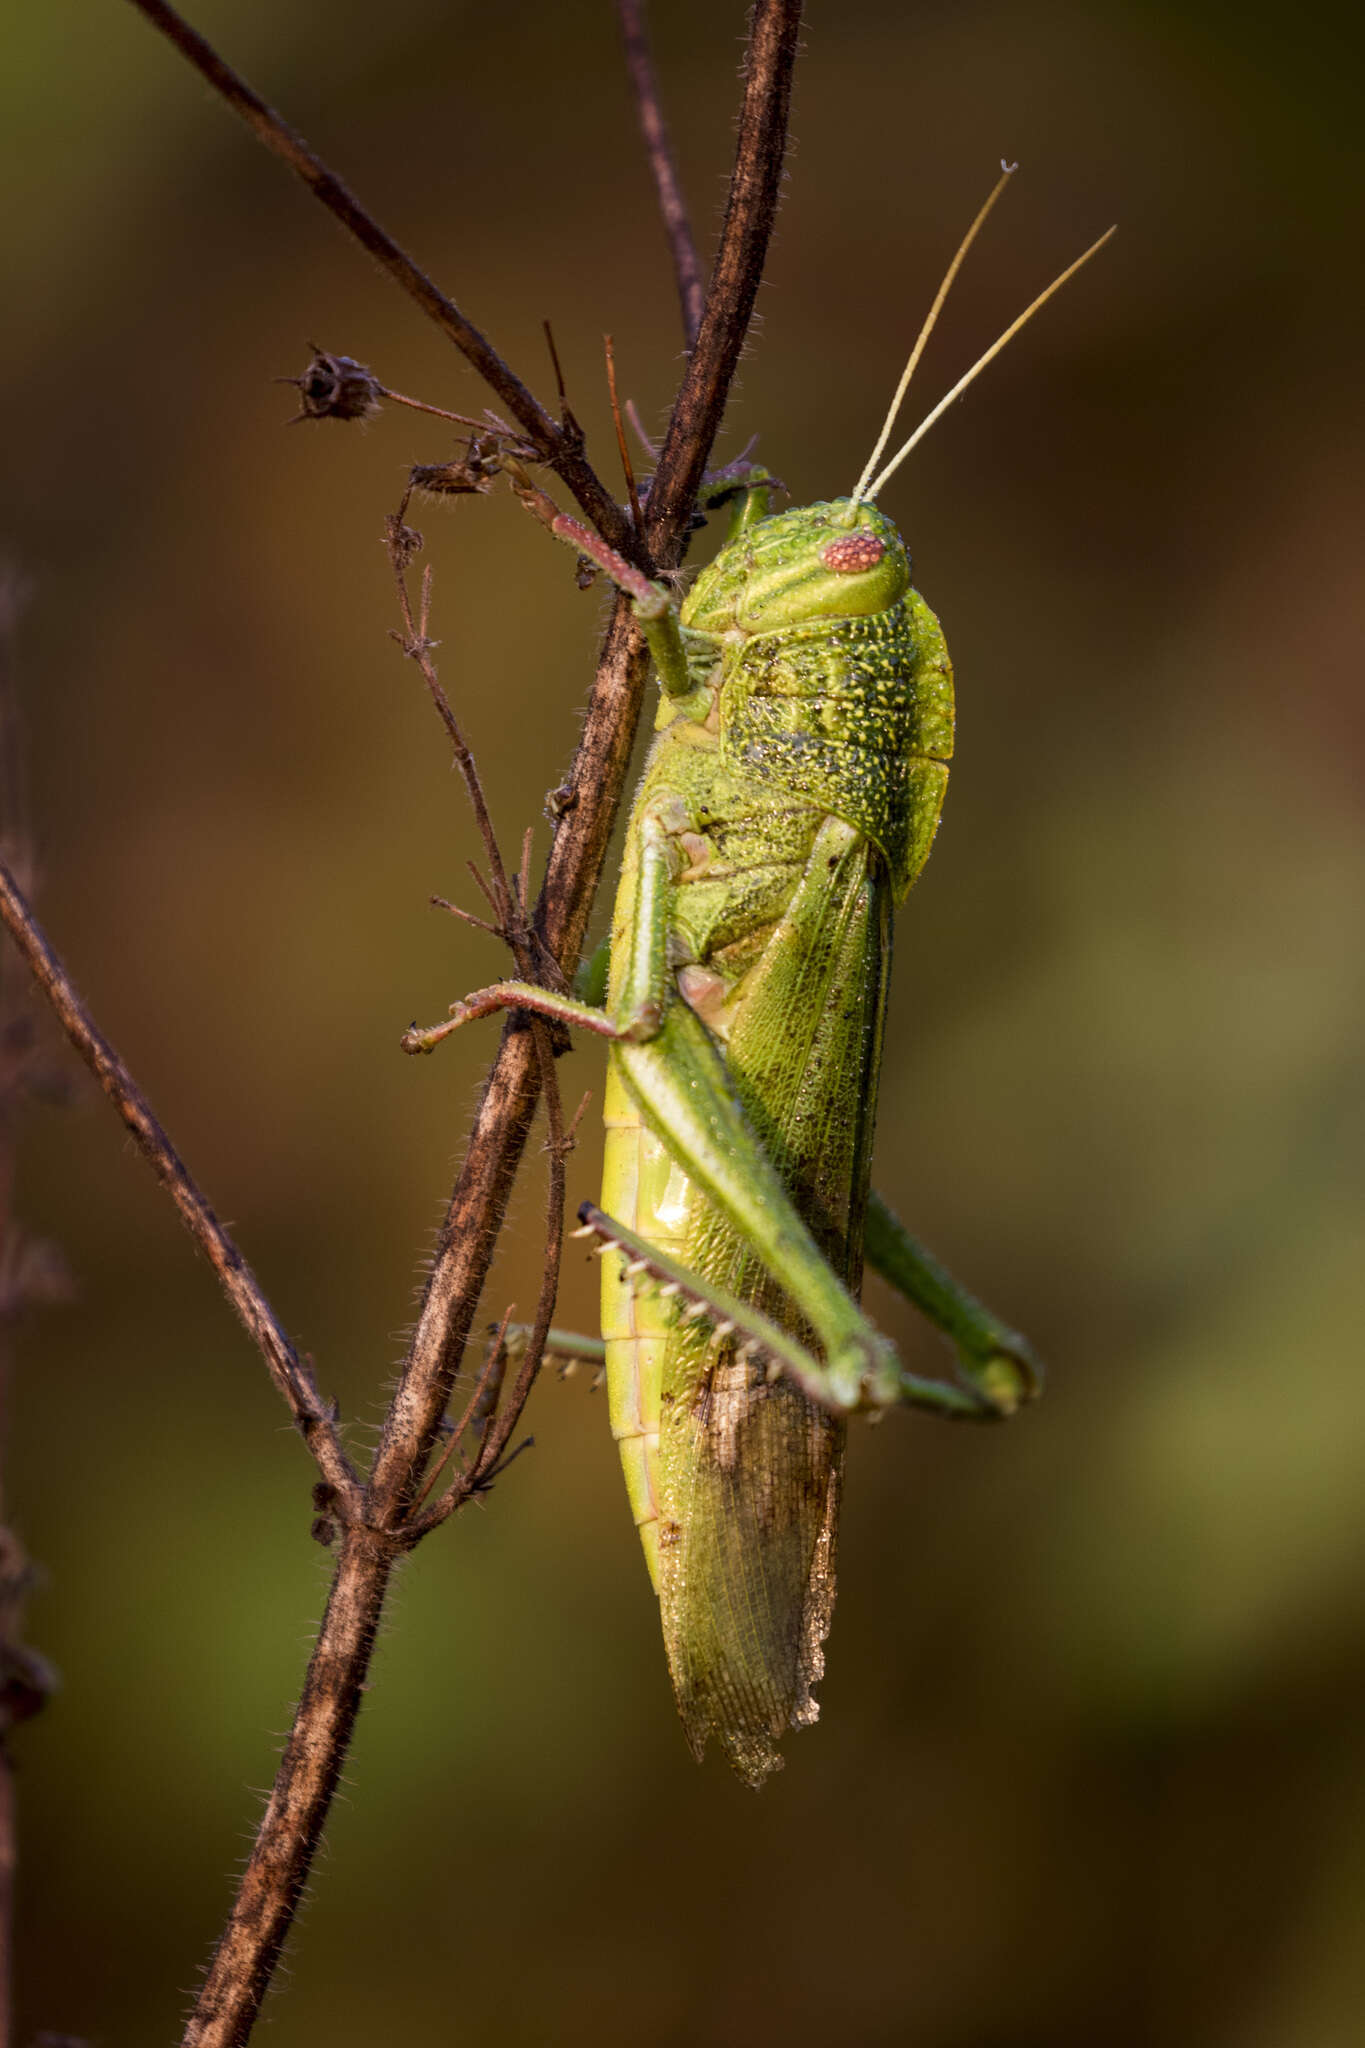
left=407, top=433, right=504, bottom=499
left=284, top=348, right=384, bottom=423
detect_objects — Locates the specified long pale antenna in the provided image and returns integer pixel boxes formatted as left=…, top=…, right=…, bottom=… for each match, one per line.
left=863, top=224, right=1116, bottom=504
left=850, top=163, right=1017, bottom=506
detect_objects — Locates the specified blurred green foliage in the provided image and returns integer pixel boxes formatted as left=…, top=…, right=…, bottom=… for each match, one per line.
left=3, top=0, right=1363, bottom=2041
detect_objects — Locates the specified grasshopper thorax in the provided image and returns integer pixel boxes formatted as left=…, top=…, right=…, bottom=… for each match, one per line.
left=681, top=499, right=910, bottom=640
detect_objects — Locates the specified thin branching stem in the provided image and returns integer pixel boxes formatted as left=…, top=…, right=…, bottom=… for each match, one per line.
left=618, top=0, right=707, bottom=349
left=605, top=335, right=645, bottom=533
left=384, top=539, right=571, bottom=1517
left=388, top=553, right=563, bottom=992
left=462, top=1018, right=570, bottom=1493
left=414, top=1307, right=512, bottom=1509
left=646, top=0, right=802, bottom=554
left=433, top=895, right=503, bottom=941
left=391, top=561, right=516, bottom=919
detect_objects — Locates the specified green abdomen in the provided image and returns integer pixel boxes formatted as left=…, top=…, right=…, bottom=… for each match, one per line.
left=600, top=1026, right=848, bottom=1784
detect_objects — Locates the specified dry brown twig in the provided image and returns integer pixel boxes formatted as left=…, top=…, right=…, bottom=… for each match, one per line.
left=0, top=2, right=805, bottom=2042
left=618, top=0, right=708, bottom=351
left=382, top=525, right=573, bottom=1522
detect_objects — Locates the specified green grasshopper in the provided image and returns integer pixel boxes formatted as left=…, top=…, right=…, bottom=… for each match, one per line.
left=408, top=173, right=1112, bottom=1783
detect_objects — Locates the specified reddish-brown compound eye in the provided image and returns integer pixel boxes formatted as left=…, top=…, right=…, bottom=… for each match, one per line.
left=819, top=532, right=886, bottom=575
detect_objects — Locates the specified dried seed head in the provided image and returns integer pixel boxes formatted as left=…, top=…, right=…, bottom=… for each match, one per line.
left=285, top=348, right=384, bottom=423
left=392, top=527, right=428, bottom=580
left=408, top=434, right=503, bottom=498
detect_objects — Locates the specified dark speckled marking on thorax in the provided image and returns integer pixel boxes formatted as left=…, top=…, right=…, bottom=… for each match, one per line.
left=721, top=600, right=921, bottom=883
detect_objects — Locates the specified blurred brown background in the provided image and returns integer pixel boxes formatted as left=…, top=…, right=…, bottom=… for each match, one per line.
left=3, top=0, right=1364, bottom=2042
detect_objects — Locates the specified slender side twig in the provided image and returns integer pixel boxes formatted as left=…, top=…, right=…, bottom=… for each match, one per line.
left=618, top=0, right=707, bottom=349
left=384, top=541, right=570, bottom=1516
left=0, top=861, right=360, bottom=1514
left=411, top=1008, right=571, bottom=1534
left=454, top=1012, right=570, bottom=1499
left=124, top=0, right=632, bottom=558
left=605, top=337, right=645, bottom=534
left=387, top=554, right=561, bottom=992
left=389, top=562, right=519, bottom=925
left=413, top=1306, right=513, bottom=1509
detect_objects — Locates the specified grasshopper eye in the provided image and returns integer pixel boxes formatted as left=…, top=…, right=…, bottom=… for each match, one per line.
left=820, top=532, right=886, bottom=575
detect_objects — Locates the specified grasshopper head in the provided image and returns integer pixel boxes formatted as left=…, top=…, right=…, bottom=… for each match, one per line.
left=683, top=499, right=910, bottom=637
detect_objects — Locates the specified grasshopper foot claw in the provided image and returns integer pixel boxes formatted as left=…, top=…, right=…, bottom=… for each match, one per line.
left=967, top=1335, right=1042, bottom=1413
